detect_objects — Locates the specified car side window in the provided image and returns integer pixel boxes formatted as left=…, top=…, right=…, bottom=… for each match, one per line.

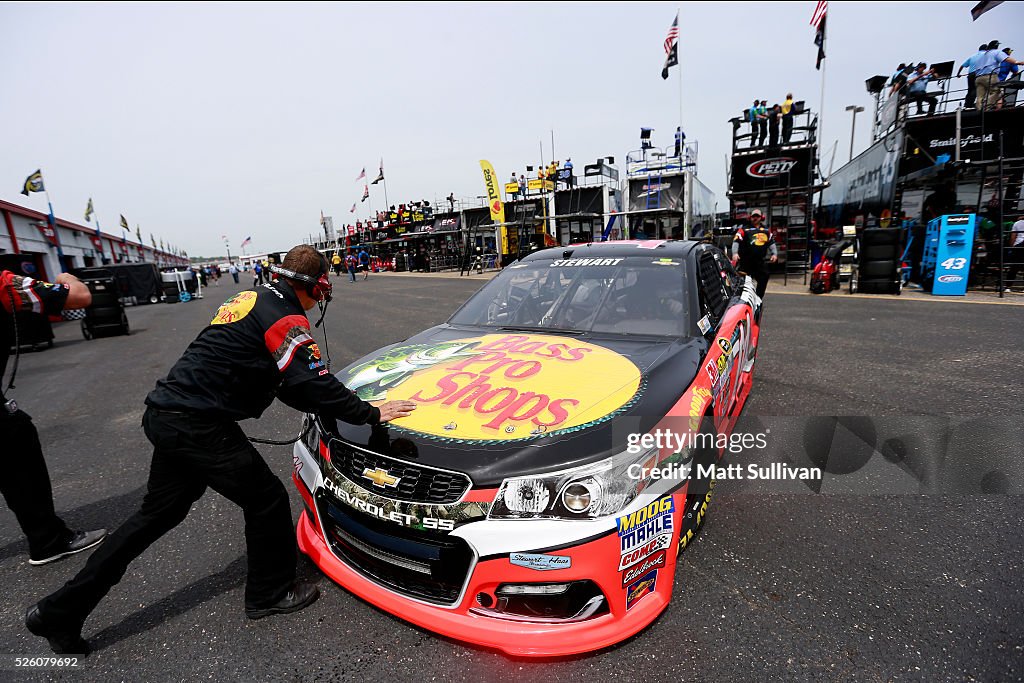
left=713, top=251, right=740, bottom=295
left=698, top=252, right=729, bottom=324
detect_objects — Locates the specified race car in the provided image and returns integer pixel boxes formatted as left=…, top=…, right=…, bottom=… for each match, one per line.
left=291, top=240, right=762, bottom=656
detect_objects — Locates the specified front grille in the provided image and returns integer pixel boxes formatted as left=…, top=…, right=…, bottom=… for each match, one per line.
left=329, top=441, right=471, bottom=504
left=317, top=495, right=474, bottom=606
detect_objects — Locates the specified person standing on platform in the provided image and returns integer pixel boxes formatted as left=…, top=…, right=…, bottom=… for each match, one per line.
left=781, top=93, right=795, bottom=143
left=768, top=104, right=782, bottom=147
left=975, top=40, right=1024, bottom=111
left=957, top=45, right=988, bottom=109
left=747, top=98, right=760, bottom=147
left=673, top=127, right=685, bottom=157
left=905, top=63, right=938, bottom=116
left=754, top=100, right=768, bottom=147
left=731, top=209, right=778, bottom=300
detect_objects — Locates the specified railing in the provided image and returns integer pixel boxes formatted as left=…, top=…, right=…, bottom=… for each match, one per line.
left=729, top=107, right=818, bottom=154
left=625, top=142, right=698, bottom=177
left=872, top=71, right=1022, bottom=141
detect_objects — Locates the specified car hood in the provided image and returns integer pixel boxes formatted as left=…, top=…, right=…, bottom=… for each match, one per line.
left=327, top=325, right=706, bottom=487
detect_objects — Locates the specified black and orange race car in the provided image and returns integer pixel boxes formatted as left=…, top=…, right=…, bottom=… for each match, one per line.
left=292, top=240, right=761, bottom=656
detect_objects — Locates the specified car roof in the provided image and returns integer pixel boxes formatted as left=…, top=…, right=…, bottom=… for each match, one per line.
left=518, top=240, right=701, bottom=261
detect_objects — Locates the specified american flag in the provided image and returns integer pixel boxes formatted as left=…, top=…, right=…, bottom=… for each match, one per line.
left=241, top=236, right=251, bottom=248
left=661, top=11, right=679, bottom=80
left=811, top=0, right=827, bottom=70
left=354, top=167, right=366, bottom=182
left=810, top=0, right=827, bottom=28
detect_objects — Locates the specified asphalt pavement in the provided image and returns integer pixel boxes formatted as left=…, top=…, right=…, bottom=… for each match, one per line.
left=0, top=273, right=1021, bottom=682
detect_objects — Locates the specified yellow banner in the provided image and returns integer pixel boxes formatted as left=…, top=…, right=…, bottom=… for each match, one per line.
left=504, top=182, right=520, bottom=195
left=480, top=160, right=507, bottom=254
left=527, top=179, right=554, bottom=191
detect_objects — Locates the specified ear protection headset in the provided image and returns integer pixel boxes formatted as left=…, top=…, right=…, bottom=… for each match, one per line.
left=270, top=253, right=333, bottom=302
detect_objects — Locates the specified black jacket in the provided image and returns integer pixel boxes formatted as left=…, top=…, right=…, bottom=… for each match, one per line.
left=147, top=281, right=380, bottom=424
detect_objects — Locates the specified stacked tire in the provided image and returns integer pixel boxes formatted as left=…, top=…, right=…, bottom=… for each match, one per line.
left=855, top=229, right=902, bottom=295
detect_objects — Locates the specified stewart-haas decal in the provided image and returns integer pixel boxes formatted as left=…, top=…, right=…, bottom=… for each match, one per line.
left=340, top=334, right=642, bottom=443
left=322, top=472, right=489, bottom=533
left=617, top=497, right=674, bottom=574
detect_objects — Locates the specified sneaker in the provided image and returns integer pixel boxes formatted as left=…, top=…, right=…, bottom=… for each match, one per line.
left=29, top=529, right=107, bottom=566
left=25, top=605, right=90, bottom=656
left=245, top=582, right=320, bottom=620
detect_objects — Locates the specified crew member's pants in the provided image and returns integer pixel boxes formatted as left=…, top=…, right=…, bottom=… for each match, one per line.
left=743, top=265, right=771, bottom=300
left=231, top=273, right=239, bottom=284
left=781, top=114, right=793, bottom=143
left=757, top=120, right=767, bottom=146
left=769, top=122, right=780, bottom=147
left=964, top=73, right=976, bottom=109
left=0, top=410, right=71, bottom=558
left=38, top=407, right=296, bottom=627
left=906, top=92, right=937, bottom=116
left=976, top=73, right=999, bottom=111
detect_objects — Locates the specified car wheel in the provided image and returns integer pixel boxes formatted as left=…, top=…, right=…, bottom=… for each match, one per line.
left=679, top=415, right=717, bottom=553
left=679, top=479, right=715, bottom=554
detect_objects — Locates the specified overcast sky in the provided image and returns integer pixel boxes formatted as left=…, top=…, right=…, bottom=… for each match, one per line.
left=2, top=1, right=1021, bottom=257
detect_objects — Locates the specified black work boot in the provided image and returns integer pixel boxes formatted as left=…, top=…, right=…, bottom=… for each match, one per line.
left=245, top=581, right=320, bottom=620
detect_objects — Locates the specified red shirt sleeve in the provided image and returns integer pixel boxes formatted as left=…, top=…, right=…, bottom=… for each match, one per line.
left=0, top=271, right=69, bottom=316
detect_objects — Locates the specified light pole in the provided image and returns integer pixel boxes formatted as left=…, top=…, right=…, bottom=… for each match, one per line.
left=845, top=105, right=865, bottom=162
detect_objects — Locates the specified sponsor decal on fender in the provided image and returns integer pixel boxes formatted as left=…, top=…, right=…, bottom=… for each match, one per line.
left=937, top=275, right=963, bottom=283
left=617, top=497, right=674, bottom=575
left=746, top=157, right=798, bottom=178
left=625, top=569, right=659, bottom=610
left=510, top=553, right=572, bottom=571
left=341, top=334, right=642, bottom=442
left=621, top=550, right=666, bottom=586
left=211, top=291, right=258, bottom=325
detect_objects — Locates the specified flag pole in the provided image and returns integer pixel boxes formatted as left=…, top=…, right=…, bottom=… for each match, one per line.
left=41, top=180, right=67, bottom=273
left=818, top=15, right=827, bottom=175
left=677, top=7, right=683, bottom=140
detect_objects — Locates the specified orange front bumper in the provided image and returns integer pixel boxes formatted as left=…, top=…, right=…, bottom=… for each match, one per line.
left=295, top=505, right=679, bottom=657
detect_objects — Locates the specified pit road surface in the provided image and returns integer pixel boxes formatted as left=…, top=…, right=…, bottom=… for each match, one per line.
left=1, top=274, right=1021, bottom=681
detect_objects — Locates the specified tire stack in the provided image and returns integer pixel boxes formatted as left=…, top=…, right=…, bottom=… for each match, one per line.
left=856, top=229, right=902, bottom=295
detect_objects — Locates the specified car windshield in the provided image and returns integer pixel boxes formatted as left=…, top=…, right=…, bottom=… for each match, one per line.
left=449, top=255, right=690, bottom=337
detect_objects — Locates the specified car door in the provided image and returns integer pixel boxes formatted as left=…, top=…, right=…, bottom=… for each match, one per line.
left=696, top=247, right=755, bottom=417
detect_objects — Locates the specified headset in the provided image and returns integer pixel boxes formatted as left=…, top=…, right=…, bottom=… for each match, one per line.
left=269, top=253, right=333, bottom=303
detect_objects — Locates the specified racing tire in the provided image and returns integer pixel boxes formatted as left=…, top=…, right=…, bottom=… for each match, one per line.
left=679, top=415, right=718, bottom=554
left=121, top=311, right=130, bottom=335
left=81, top=321, right=92, bottom=340
left=149, top=295, right=160, bottom=304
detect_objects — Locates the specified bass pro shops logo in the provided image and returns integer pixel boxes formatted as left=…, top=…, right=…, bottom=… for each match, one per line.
left=746, top=157, right=798, bottom=178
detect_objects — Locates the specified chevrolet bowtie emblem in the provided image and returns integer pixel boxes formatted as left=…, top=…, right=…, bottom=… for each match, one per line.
left=361, top=467, right=401, bottom=488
